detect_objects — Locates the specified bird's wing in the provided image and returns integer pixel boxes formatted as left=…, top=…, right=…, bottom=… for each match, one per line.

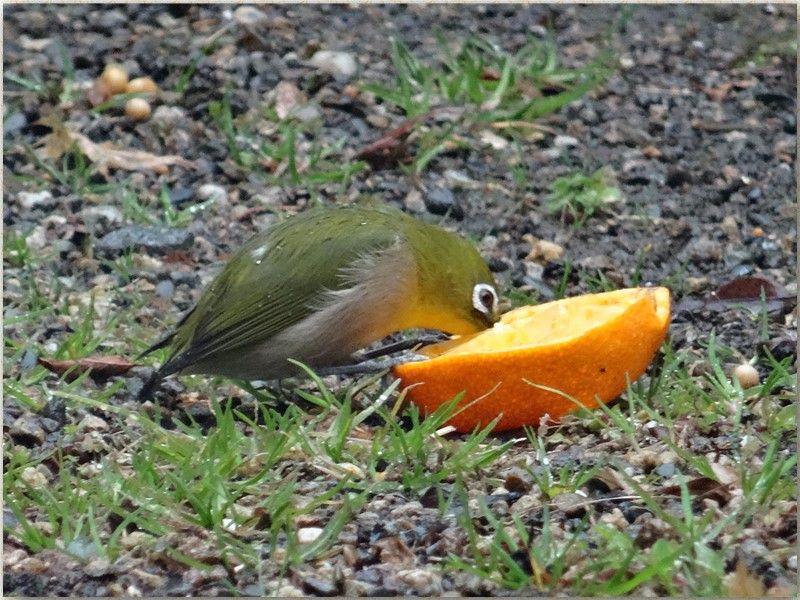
left=158, top=211, right=402, bottom=375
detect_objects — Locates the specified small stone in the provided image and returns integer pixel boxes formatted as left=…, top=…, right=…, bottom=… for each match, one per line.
left=81, top=205, right=124, bottom=227
left=553, top=135, right=580, bottom=149
left=684, top=276, right=709, bottom=293
left=293, top=104, right=321, bottom=122
left=552, top=492, right=587, bottom=518
left=233, top=5, right=268, bottom=26
left=641, top=145, right=662, bottom=158
left=309, top=50, right=358, bottom=81
left=18, top=190, right=56, bottom=210
left=4, top=112, right=27, bottom=137
left=301, top=574, right=340, bottom=596
left=366, top=113, right=390, bottom=129
left=4, top=548, right=27, bottom=568
left=168, top=186, right=194, bottom=208
left=95, top=225, right=194, bottom=257
left=196, top=184, right=228, bottom=205
left=13, top=557, right=48, bottom=574
left=20, top=466, right=48, bottom=488
left=10, top=415, right=46, bottom=446
left=527, top=239, right=564, bottom=262
left=654, top=463, right=675, bottom=477
left=84, top=557, right=112, bottom=578
left=397, top=569, right=443, bottom=595
left=687, top=237, right=722, bottom=263
left=155, top=279, right=175, bottom=299
left=732, top=364, right=759, bottom=389
left=297, top=527, right=324, bottom=544
left=720, top=215, right=739, bottom=241
left=424, top=187, right=463, bottom=219
left=79, top=414, right=109, bottom=432
left=150, top=105, right=187, bottom=129
left=403, top=189, right=426, bottom=213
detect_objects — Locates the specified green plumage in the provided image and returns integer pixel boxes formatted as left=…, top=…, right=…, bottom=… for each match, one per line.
left=143, top=202, right=497, bottom=382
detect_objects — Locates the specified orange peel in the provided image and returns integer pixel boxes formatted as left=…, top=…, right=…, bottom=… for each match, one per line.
left=392, top=287, right=671, bottom=432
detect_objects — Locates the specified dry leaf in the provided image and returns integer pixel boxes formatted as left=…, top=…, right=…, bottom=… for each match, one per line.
left=354, top=111, right=429, bottom=168
left=38, top=355, right=136, bottom=382
left=726, top=559, right=766, bottom=598
left=35, top=116, right=195, bottom=177
left=659, top=476, right=732, bottom=506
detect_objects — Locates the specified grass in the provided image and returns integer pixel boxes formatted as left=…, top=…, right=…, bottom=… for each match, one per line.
left=545, top=166, right=623, bottom=227
left=207, top=90, right=367, bottom=193
left=359, top=32, right=616, bottom=174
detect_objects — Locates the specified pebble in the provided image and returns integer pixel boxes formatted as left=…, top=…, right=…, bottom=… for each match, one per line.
left=684, top=276, right=709, bottom=293
left=79, top=414, right=109, bottom=432
left=424, top=187, right=464, bottom=219
left=687, top=237, right=722, bottom=263
left=95, top=225, right=194, bottom=257
left=20, top=466, right=48, bottom=488
left=233, top=5, right=268, bottom=26
left=10, top=415, right=46, bottom=446
left=150, top=105, right=187, bottom=129
left=553, top=135, right=580, bottom=148
left=720, top=215, right=739, bottom=241
left=654, top=463, right=676, bottom=477
left=309, top=50, right=358, bottom=81
left=81, top=205, right=124, bottom=227
left=84, top=557, right=112, bottom=578
left=169, top=186, right=194, bottom=208
left=4, top=112, right=27, bottom=137
left=14, top=557, right=48, bottom=574
left=301, top=575, right=340, bottom=596
left=397, top=569, right=443, bottom=595
left=18, top=190, right=55, bottom=210
left=527, top=239, right=564, bottom=262
left=297, top=527, right=324, bottom=544
left=4, top=548, right=27, bottom=568
left=155, top=279, right=175, bottom=299
left=403, top=188, right=426, bottom=213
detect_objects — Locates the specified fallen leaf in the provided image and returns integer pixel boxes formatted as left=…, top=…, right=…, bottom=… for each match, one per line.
left=38, top=355, right=136, bottom=382
left=674, top=275, right=796, bottom=319
left=726, top=560, right=766, bottom=598
left=35, top=116, right=196, bottom=177
left=659, top=476, right=732, bottom=506
left=353, top=117, right=418, bottom=168
left=716, top=275, right=784, bottom=301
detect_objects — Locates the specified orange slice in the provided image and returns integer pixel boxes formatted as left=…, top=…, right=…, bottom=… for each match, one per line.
left=393, top=287, right=671, bottom=433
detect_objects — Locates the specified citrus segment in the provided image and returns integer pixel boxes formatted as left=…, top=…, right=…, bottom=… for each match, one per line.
left=393, top=287, right=671, bottom=433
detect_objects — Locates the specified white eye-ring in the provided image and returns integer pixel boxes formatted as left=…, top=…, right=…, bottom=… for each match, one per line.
left=473, top=283, right=498, bottom=316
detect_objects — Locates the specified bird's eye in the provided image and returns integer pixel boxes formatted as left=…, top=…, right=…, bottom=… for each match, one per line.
left=473, top=283, right=498, bottom=315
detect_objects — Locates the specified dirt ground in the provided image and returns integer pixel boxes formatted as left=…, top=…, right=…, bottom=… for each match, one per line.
left=3, top=3, right=797, bottom=597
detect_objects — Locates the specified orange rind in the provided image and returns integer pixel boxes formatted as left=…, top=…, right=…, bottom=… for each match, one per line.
left=393, top=287, right=671, bottom=432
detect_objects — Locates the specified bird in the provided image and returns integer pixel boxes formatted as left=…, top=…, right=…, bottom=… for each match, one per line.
left=138, top=202, right=499, bottom=392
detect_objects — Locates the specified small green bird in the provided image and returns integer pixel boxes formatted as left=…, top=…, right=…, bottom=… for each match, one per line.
left=140, top=203, right=499, bottom=388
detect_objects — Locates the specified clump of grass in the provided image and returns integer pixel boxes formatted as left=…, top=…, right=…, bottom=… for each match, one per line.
left=545, top=166, right=622, bottom=227
left=207, top=90, right=366, bottom=191
left=360, top=34, right=615, bottom=174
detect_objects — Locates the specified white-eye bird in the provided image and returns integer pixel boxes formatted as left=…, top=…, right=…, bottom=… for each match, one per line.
left=140, top=202, right=499, bottom=387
